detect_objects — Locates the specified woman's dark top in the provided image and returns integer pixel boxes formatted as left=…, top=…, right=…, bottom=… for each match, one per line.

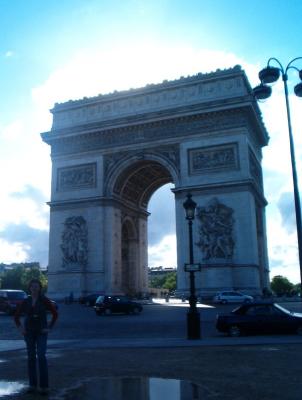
left=14, top=295, right=58, bottom=334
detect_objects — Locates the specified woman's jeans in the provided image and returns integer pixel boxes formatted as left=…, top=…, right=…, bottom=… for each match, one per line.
left=24, top=332, right=48, bottom=388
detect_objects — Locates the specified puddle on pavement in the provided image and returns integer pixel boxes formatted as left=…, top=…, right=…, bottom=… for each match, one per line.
left=55, top=376, right=215, bottom=400
left=0, top=381, right=26, bottom=397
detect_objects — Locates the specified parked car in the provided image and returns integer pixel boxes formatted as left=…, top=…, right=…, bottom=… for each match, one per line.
left=0, top=289, right=27, bottom=315
left=216, top=302, right=302, bottom=337
left=94, top=295, right=143, bottom=315
left=213, top=291, right=254, bottom=304
left=79, top=293, right=103, bottom=306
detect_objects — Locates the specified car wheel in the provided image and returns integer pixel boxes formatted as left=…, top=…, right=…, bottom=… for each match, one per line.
left=228, top=325, right=241, bottom=337
left=296, top=326, right=302, bottom=335
left=132, top=307, right=141, bottom=315
left=104, top=308, right=112, bottom=315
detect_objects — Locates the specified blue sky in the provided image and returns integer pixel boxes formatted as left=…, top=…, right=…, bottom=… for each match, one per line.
left=1, top=0, right=302, bottom=283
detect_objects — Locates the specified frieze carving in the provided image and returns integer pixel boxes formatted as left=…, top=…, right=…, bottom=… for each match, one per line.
left=196, top=198, right=235, bottom=260
left=51, top=68, right=246, bottom=130
left=189, top=144, right=238, bottom=175
left=57, top=163, right=96, bottom=192
left=249, top=150, right=263, bottom=191
left=48, top=110, right=250, bottom=156
left=61, top=216, right=88, bottom=270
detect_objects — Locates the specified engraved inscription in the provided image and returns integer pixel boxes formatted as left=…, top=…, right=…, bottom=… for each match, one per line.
left=57, top=163, right=96, bottom=191
left=189, top=144, right=238, bottom=174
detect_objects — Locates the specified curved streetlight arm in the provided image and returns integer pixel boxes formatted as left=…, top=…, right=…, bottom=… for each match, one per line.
left=267, top=57, right=302, bottom=80
left=267, top=57, right=285, bottom=74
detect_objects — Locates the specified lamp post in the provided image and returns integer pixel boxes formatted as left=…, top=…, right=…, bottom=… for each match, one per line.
left=183, top=193, right=201, bottom=339
left=253, top=57, right=302, bottom=295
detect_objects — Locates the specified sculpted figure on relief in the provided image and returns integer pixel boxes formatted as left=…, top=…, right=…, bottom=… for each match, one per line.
left=61, top=216, right=88, bottom=268
left=196, top=198, right=234, bottom=260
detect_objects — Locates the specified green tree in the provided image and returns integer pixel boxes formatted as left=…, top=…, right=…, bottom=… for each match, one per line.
left=293, top=283, right=301, bottom=296
left=0, top=265, right=47, bottom=292
left=270, top=275, right=294, bottom=296
left=1, top=266, right=24, bottom=289
left=150, top=272, right=177, bottom=292
left=21, top=267, right=48, bottom=292
left=150, top=275, right=166, bottom=289
left=163, top=272, right=177, bottom=292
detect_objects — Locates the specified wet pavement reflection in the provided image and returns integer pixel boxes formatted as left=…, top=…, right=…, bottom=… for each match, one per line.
left=0, top=381, right=25, bottom=397
left=56, top=376, right=209, bottom=400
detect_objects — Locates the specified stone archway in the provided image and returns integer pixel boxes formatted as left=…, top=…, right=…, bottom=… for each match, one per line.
left=42, top=66, right=270, bottom=299
left=106, top=158, right=175, bottom=296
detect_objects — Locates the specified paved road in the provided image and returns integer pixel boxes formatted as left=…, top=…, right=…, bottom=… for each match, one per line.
left=0, top=301, right=218, bottom=341
left=1, top=299, right=302, bottom=343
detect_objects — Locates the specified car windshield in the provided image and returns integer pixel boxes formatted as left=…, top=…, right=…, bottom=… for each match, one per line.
left=274, top=303, right=292, bottom=315
left=7, top=291, right=27, bottom=299
left=96, top=296, right=105, bottom=302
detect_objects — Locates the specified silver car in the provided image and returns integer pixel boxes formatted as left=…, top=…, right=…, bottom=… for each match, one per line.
left=213, top=291, right=253, bottom=304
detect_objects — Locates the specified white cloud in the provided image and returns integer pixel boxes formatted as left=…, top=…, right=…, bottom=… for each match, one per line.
left=31, top=44, right=259, bottom=114
left=0, top=120, right=24, bottom=141
left=0, top=239, right=29, bottom=263
left=4, top=50, right=14, bottom=58
left=148, top=234, right=177, bottom=269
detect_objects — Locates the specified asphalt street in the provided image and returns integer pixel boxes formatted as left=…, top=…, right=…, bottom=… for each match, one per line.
left=1, top=299, right=302, bottom=344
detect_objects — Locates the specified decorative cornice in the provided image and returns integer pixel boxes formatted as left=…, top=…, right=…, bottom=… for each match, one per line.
left=42, top=107, right=268, bottom=157
left=48, top=196, right=150, bottom=216
left=172, top=179, right=267, bottom=207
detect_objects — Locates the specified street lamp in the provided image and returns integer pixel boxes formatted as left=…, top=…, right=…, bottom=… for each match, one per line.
left=253, top=57, right=302, bottom=295
left=183, top=193, right=201, bottom=339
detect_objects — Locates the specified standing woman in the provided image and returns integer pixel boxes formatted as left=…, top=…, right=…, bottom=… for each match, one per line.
left=14, top=279, right=58, bottom=395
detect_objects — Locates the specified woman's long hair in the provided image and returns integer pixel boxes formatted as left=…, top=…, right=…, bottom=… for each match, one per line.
left=28, top=278, right=43, bottom=294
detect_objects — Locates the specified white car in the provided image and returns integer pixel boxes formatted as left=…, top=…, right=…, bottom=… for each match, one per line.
left=213, top=291, right=254, bottom=304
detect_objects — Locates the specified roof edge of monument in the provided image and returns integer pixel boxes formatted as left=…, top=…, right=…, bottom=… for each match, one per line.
left=51, top=65, right=243, bottom=112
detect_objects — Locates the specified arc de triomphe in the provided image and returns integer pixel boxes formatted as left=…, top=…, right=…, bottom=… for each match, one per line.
left=42, top=66, right=270, bottom=299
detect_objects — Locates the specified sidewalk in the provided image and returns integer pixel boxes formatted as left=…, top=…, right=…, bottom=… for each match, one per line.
left=2, top=333, right=302, bottom=353
left=1, top=341, right=302, bottom=399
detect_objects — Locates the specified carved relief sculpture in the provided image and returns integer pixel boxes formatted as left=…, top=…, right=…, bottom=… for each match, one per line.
left=57, top=163, right=96, bottom=192
left=196, top=198, right=235, bottom=260
left=61, top=216, right=88, bottom=269
left=189, top=144, right=238, bottom=175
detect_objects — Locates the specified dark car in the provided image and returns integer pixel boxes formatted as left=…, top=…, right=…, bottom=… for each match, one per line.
left=0, top=289, right=27, bottom=315
left=216, top=302, right=302, bottom=337
left=79, top=293, right=103, bottom=306
left=94, top=295, right=143, bottom=315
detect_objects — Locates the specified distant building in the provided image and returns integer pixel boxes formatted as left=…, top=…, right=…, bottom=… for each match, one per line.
left=148, top=267, right=176, bottom=279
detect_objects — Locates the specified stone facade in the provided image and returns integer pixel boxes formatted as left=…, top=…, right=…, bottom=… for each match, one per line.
left=42, top=66, right=270, bottom=299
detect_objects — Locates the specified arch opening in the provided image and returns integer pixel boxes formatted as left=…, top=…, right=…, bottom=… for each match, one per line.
left=113, top=160, right=173, bottom=208
left=114, top=160, right=175, bottom=296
